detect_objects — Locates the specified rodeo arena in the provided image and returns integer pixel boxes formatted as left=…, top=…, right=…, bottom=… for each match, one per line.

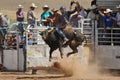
left=0, top=0, right=120, bottom=80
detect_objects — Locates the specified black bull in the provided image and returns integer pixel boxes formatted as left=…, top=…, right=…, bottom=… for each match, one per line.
left=40, top=27, right=87, bottom=61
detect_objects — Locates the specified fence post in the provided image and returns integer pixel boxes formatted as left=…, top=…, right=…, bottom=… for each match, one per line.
left=16, top=30, right=20, bottom=71
left=111, top=29, right=113, bottom=46
left=80, top=18, right=84, bottom=34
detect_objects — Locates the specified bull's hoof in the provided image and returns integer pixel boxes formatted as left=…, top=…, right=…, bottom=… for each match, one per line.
left=49, top=59, right=52, bottom=62
left=32, top=69, right=37, bottom=74
left=67, top=53, right=70, bottom=57
left=61, top=55, right=63, bottom=59
left=83, top=43, right=88, bottom=47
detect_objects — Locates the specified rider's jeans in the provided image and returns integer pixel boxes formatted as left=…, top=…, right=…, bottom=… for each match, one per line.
left=56, top=28, right=66, bottom=38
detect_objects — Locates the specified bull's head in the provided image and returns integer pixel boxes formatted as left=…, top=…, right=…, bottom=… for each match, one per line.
left=39, top=28, right=52, bottom=41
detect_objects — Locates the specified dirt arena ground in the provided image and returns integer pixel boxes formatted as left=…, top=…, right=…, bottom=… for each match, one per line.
left=0, top=62, right=120, bottom=80
left=1, top=51, right=120, bottom=80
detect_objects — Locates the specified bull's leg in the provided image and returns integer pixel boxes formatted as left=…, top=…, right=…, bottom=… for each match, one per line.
left=67, top=42, right=79, bottom=57
left=49, top=48, right=54, bottom=62
left=62, top=40, right=71, bottom=48
left=59, top=46, right=63, bottom=59
left=67, top=48, right=78, bottom=57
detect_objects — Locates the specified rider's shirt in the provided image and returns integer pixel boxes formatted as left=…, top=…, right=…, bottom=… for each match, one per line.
left=48, top=13, right=67, bottom=28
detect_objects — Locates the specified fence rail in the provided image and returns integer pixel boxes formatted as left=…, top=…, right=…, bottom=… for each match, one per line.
left=96, top=28, right=120, bottom=46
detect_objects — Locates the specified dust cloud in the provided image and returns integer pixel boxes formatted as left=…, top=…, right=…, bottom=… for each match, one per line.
left=52, top=47, right=110, bottom=79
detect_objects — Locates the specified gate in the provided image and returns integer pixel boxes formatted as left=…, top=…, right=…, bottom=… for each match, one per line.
left=1, top=30, right=24, bottom=71
left=26, top=27, right=50, bottom=68
left=95, top=27, right=120, bottom=69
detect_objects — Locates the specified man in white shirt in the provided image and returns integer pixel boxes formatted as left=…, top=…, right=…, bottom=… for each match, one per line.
left=27, top=3, right=37, bottom=26
left=87, top=5, right=97, bottom=20
left=0, top=13, right=9, bottom=38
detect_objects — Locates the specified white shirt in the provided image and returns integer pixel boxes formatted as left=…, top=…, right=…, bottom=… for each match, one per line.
left=87, top=11, right=96, bottom=20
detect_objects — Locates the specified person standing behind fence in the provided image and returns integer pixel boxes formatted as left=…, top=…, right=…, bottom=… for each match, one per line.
left=16, top=5, right=25, bottom=35
left=96, top=6, right=106, bottom=45
left=91, top=0, right=97, bottom=6
left=103, top=8, right=114, bottom=45
left=59, top=0, right=78, bottom=22
left=0, top=13, right=9, bottom=38
left=103, top=9, right=113, bottom=31
left=116, top=5, right=120, bottom=27
left=113, top=5, right=120, bottom=45
left=27, top=3, right=37, bottom=27
left=96, top=6, right=106, bottom=28
left=41, top=5, right=52, bottom=26
left=87, top=5, right=97, bottom=20
left=16, top=5, right=24, bottom=22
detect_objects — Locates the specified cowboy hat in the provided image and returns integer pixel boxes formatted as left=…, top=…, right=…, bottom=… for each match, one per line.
left=90, top=5, right=97, bottom=9
left=43, top=5, right=49, bottom=8
left=17, top=5, right=23, bottom=8
left=51, top=8, right=58, bottom=12
left=104, top=8, right=112, bottom=13
left=116, top=5, right=120, bottom=8
left=30, top=3, right=37, bottom=8
left=60, top=6, right=66, bottom=10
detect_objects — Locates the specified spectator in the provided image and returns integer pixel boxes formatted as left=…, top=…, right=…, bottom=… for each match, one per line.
left=91, top=0, right=97, bottom=6
left=60, top=6, right=76, bottom=22
left=27, top=3, right=37, bottom=26
left=103, top=8, right=113, bottom=31
left=69, top=2, right=87, bottom=27
left=96, top=6, right=106, bottom=45
left=69, top=14, right=79, bottom=27
left=87, top=5, right=97, bottom=20
left=41, top=5, right=52, bottom=26
left=16, top=5, right=25, bottom=35
left=103, top=8, right=114, bottom=45
left=16, top=5, right=24, bottom=22
left=59, top=0, right=78, bottom=22
left=77, top=6, right=87, bottom=18
left=0, top=13, right=9, bottom=38
left=96, top=6, right=106, bottom=28
left=113, top=5, right=120, bottom=45
left=116, top=5, right=120, bottom=27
